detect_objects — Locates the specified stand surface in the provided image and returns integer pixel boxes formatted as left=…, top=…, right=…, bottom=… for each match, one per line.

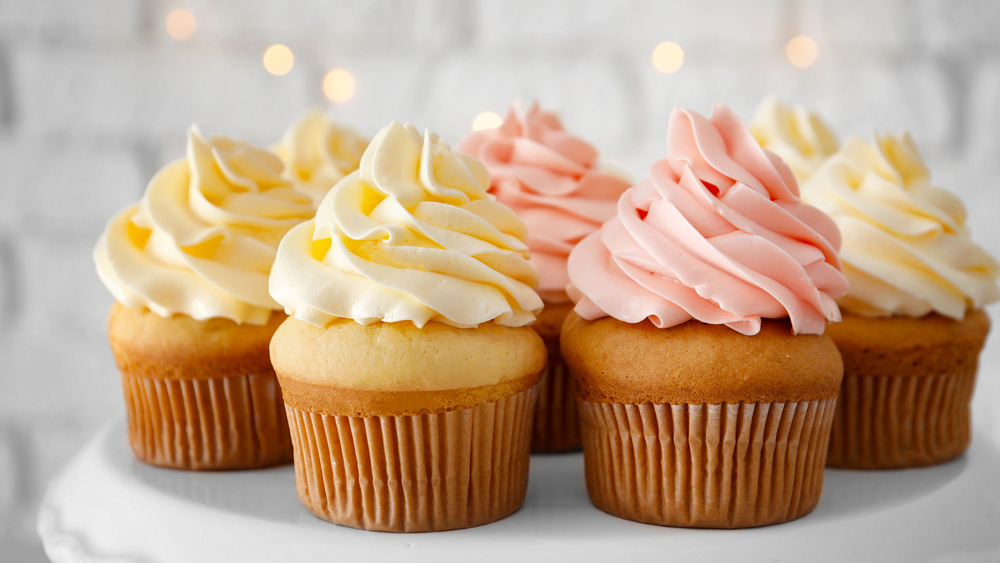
left=37, top=413, right=1000, bottom=562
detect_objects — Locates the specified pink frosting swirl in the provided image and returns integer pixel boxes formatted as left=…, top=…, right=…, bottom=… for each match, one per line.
left=457, top=102, right=631, bottom=303
left=568, top=105, right=847, bottom=336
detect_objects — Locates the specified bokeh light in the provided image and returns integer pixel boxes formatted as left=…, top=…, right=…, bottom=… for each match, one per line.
left=472, top=111, right=503, bottom=131
left=263, top=44, right=295, bottom=76
left=652, top=41, right=684, bottom=74
left=165, top=8, right=197, bottom=41
left=786, top=35, right=819, bottom=68
left=323, top=69, right=357, bottom=103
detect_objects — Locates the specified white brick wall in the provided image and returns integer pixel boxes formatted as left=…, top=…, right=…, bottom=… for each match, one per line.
left=966, top=63, right=1000, bottom=166
left=0, top=236, right=13, bottom=326
left=918, top=0, right=1000, bottom=51
left=424, top=53, right=634, bottom=151
left=800, top=0, right=913, bottom=52
left=161, top=0, right=467, bottom=50
left=806, top=62, right=955, bottom=154
left=318, top=55, right=443, bottom=142
left=2, top=1, right=999, bottom=560
left=0, top=142, right=17, bottom=231
left=13, top=46, right=313, bottom=145
left=0, top=0, right=142, bottom=45
left=475, top=0, right=789, bottom=48
left=0, top=422, right=20, bottom=536
left=9, top=141, right=145, bottom=236
left=1, top=237, right=119, bottom=423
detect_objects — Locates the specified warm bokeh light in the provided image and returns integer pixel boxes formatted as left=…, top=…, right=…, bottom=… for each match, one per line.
left=651, top=41, right=684, bottom=74
left=323, top=68, right=357, bottom=103
left=263, top=44, right=294, bottom=76
left=786, top=35, right=819, bottom=68
left=165, top=8, right=196, bottom=41
left=471, top=111, right=503, bottom=131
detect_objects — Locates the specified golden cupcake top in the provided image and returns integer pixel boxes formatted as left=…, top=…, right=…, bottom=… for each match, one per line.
left=270, top=317, right=545, bottom=398
left=95, top=126, right=317, bottom=324
left=561, top=313, right=843, bottom=405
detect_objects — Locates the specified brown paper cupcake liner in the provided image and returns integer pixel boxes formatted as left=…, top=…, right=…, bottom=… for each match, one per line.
left=531, top=347, right=581, bottom=452
left=579, top=399, right=836, bottom=528
left=285, top=385, right=538, bottom=532
left=827, top=368, right=977, bottom=469
left=120, top=371, right=293, bottom=470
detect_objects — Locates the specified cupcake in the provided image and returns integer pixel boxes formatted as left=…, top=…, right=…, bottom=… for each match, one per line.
left=268, top=121, right=546, bottom=532
left=94, top=127, right=316, bottom=470
left=273, top=109, right=368, bottom=203
left=457, top=101, right=630, bottom=452
left=750, top=97, right=839, bottom=183
left=562, top=105, right=848, bottom=528
left=801, top=132, right=999, bottom=468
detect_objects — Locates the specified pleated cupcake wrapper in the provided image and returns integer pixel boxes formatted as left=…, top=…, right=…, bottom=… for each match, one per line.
left=120, top=371, right=293, bottom=470
left=285, top=385, right=539, bottom=532
left=531, top=357, right=581, bottom=452
left=579, top=399, right=836, bottom=529
left=827, top=368, right=977, bottom=469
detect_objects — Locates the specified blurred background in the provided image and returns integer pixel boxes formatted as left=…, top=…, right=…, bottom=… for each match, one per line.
left=1, top=0, right=999, bottom=560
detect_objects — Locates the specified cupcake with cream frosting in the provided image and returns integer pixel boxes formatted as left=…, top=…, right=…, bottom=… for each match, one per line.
left=269, top=120, right=546, bottom=532
left=562, top=105, right=848, bottom=528
left=273, top=109, right=368, bottom=203
left=750, top=97, right=839, bottom=184
left=95, top=126, right=316, bottom=470
left=457, top=101, right=631, bottom=452
left=802, top=132, right=999, bottom=468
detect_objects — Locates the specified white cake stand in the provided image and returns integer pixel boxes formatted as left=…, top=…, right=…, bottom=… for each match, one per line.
left=36, top=408, right=1000, bottom=562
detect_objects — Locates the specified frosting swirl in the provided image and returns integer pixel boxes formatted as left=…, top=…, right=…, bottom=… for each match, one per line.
left=95, top=127, right=317, bottom=324
left=750, top=97, right=839, bottom=183
left=456, top=102, right=631, bottom=303
left=269, top=120, right=543, bottom=329
left=802, top=133, right=1000, bottom=319
left=568, top=105, right=847, bottom=336
left=274, top=109, right=368, bottom=203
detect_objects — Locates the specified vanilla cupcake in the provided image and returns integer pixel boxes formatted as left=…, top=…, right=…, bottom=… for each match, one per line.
left=750, top=97, right=839, bottom=183
left=273, top=109, right=368, bottom=203
left=457, top=102, right=630, bottom=452
left=94, top=127, right=317, bottom=470
left=563, top=105, right=848, bottom=528
left=269, top=121, right=546, bottom=532
left=802, top=133, right=999, bottom=468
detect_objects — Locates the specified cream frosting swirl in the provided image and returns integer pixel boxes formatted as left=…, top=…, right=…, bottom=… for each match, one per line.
left=568, top=105, right=847, bottom=336
left=750, top=97, right=839, bottom=183
left=274, top=109, right=368, bottom=203
left=456, top=102, right=631, bottom=304
left=802, top=133, right=1000, bottom=319
left=269, top=120, right=543, bottom=329
left=95, top=127, right=317, bottom=324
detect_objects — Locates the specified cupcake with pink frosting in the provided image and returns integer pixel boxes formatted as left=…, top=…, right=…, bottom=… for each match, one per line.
left=561, top=105, right=848, bottom=528
left=458, top=101, right=631, bottom=452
